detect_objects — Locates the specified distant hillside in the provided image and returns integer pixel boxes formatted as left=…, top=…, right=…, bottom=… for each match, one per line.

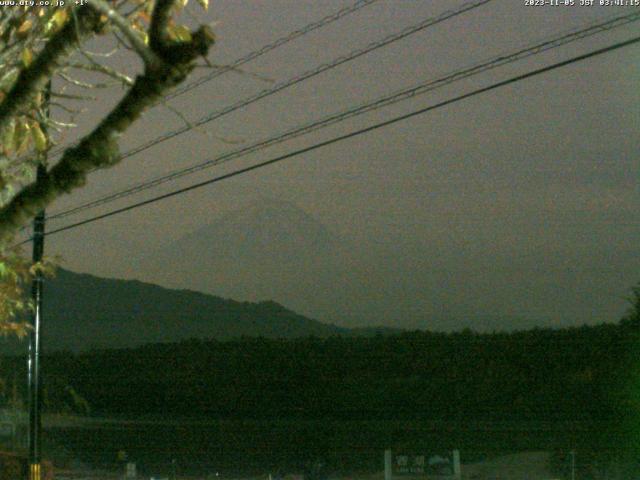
left=0, top=268, right=350, bottom=353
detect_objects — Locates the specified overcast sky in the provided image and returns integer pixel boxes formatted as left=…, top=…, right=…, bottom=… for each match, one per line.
left=29, top=0, right=640, bottom=330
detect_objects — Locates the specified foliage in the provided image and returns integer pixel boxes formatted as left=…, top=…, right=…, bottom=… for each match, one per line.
left=620, top=282, right=640, bottom=328
left=0, top=246, right=56, bottom=337
left=0, top=321, right=636, bottom=476
left=0, top=0, right=214, bottom=333
left=4, top=324, right=626, bottom=417
left=0, top=246, right=31, bottom=337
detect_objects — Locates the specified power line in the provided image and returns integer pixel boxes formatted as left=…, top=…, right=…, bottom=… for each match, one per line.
left=46, top=10, right=640, bottom=222
left=20, top=34, right=639, bottom=244
left=43, top=0, right=492, bottom=178
left=166, top=0, right=381, bottom=100
left=44, top=0, right=381, bottom=160
left=111, top=0, right=493, bottom=158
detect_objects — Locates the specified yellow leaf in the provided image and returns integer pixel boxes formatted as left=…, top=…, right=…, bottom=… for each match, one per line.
left=201, top=25, right=215, bottom=43
left=0, top=69, right=19, bottom=92
left=31, top=123, right=47, bottom=152
left=1, top=119, right=16, bottom=153
left=137, top=11, right=151, bottom=23
left=15, top=122, right=31, bottom=155
left=52, top=9, right=68, bottom=29
left=170, top=25, right=192, bottom=42
left=17, top=19, right=33, bottom=35
left=196, top=0, right=208, bottom=10
left=13, top=121, right=24, bottom=149
left=21, top=48, right=33, bottom=67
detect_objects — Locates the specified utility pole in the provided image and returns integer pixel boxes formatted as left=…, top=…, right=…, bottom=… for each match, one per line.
left=28, top=82, right=50, bottom=480
left=570, top=449, right=576, bottom=480
left=28, top=170, right=45, bottom=480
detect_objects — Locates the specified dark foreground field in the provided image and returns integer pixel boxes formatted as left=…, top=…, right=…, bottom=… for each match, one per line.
left=1, top=323, right=637, bottom=478
left=44, top=418, right=610, bottom=478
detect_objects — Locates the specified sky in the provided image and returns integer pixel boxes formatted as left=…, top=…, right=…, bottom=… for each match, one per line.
left=25, top=0, right=640, bottom=331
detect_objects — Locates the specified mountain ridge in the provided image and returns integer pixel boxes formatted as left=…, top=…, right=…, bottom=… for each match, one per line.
left=0, top=268, right=375, bottom=353
left=134, top=199, right=367, bottom=320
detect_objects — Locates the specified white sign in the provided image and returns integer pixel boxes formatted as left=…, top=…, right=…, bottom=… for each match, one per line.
left=125, top=462, right=137, bottom=479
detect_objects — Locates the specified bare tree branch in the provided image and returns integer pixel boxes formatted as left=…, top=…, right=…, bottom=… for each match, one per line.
left=0, top=4, right=215, bottom=244
left=77, top=47, right=119, bottom=58
left=0, top=8, right=100, bottom=133
left=149, top=0, right=174, bottom=51
left=51, top=91, right=97, bottom=101
left=50, top=101, right=83, bottom=115
left=67, top=61, right=134, bottom=86
left=49, top=119, right=78, bottom=129
left=87, top=0, right=159, bottom=67
left=59, top=71, right=115, bottom=89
